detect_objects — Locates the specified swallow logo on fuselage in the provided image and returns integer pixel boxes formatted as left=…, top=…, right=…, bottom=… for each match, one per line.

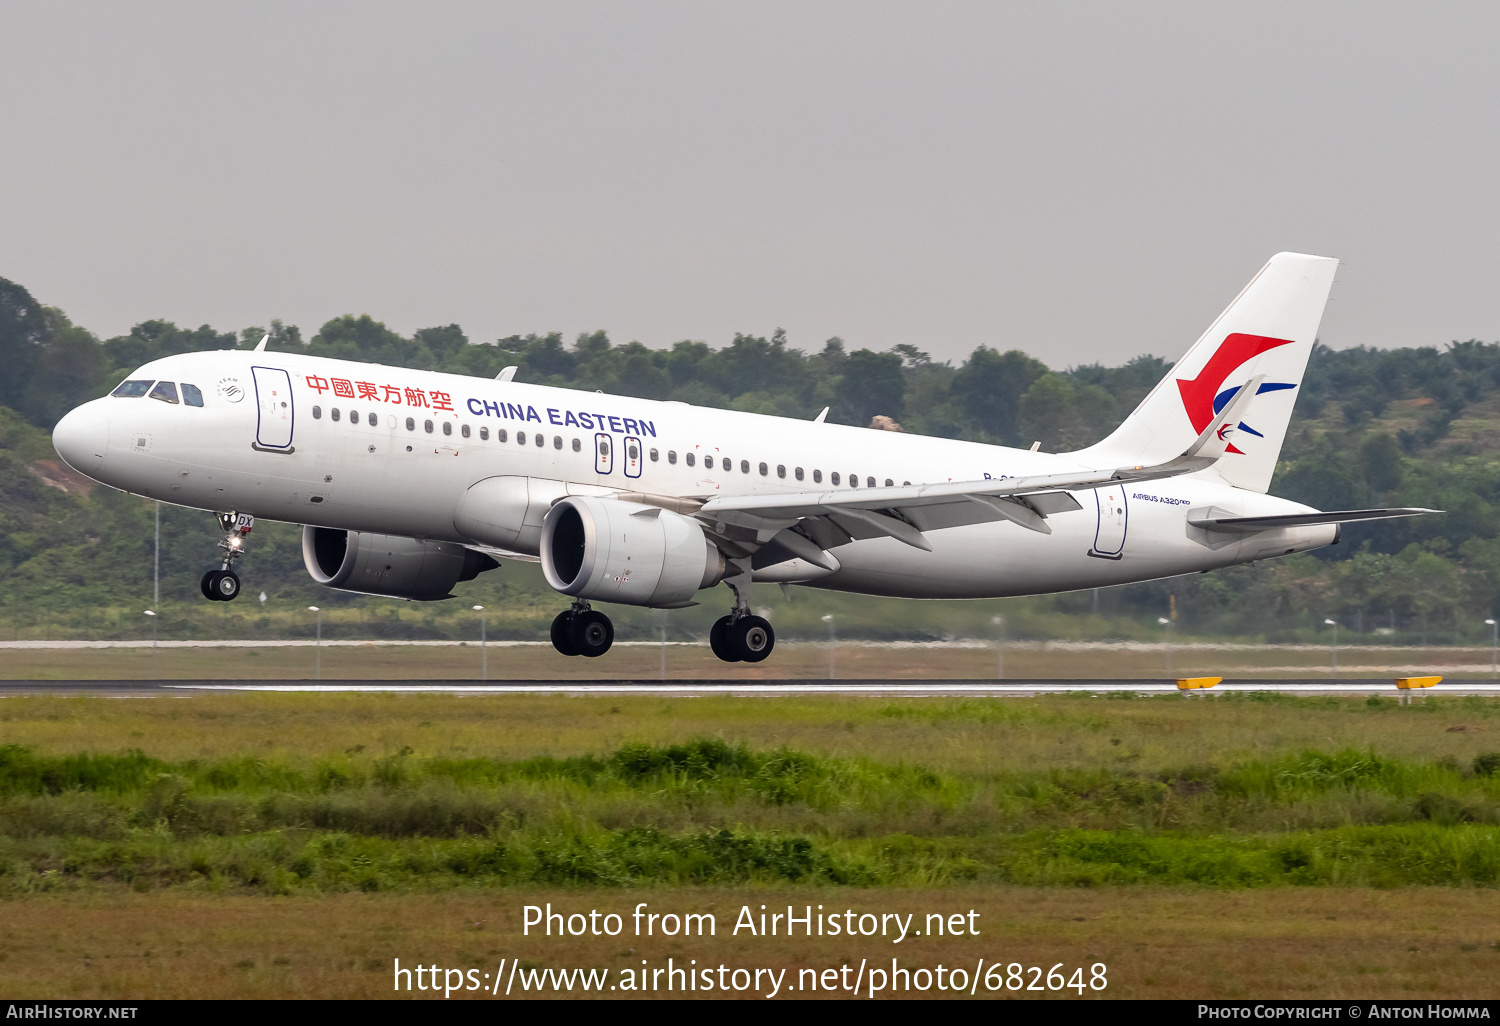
left=1175, top=333, right=1297, bottom=454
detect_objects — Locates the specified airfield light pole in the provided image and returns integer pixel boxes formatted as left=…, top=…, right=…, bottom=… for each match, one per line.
left=143, top=610, right=156, bottom=678
left=1158, top=617, right=1172, bottom=677
left=473, top=606, right=486, bottom=680
left=308, top=606, right=321, bottom=680
left=1324, top=618, right=1338, bottom=676
left=1487, top=619, right=1497, bottom=679
left=991, top=615, right=1005, bottom=679
left=822, top=614, right=836, bottom=679
left=657, top=611, right=667, bottom=681
left=153, top=501, right=160, bottom=610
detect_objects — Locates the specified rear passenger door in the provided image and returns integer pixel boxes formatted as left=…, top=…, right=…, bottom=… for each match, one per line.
left=1089, top=486, right=1127, bottom=559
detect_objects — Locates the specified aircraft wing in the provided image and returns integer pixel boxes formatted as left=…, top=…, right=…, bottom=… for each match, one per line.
left=694, top=379, right=1263, bottom=568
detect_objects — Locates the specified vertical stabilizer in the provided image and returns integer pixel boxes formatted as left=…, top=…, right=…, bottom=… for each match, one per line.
left=1071, top=252, right=1338, bottom=493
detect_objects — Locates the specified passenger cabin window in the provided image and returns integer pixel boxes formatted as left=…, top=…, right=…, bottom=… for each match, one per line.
left=776, top=464, right=785, bottom=478
left=572, top=438, right=581, bottom=452
left=795, top=467, right=804, bottom=481
left=368, top=412, right=377, bottom=426
left=406, top=417, right=415, bottom=431
left=759, top=462, right=768, bottom=476
left=424, top=420, right=434, bottom=433
left=849, top=474, right=858, bottom=488
left=884, top=478, right=893, bottom=487
left=181, top=383, right=204, bottom=407
left=497, top=429, right=507, bottom=442
left=554, top=436, right=563, bottom=449
left=649, top=448, right=659, bottom=462
left=627, top=442, right=638, bottom=459
left=148, top=381, right=179, bottom=404
left=442, top=421, right=452, bottom=436
left=741, top=460, right=750, bottom=474
left=668, top=450, right=677, bottom=464
left=813, top=469, right=821, bottom=483
left=331, top=408, right=341, bottom=422
left=312, top=406, right=322, bottom=419
left=480, top=426, right=489, bottom=440
left=686, top=452, right=695, bottom=467
left=111, top=380, right=153, bottom=398
left=460, top=423, right=469, bottom=438
left=831, top=472, right=840, bottom=485
left=868, top=477, right=876, bottom=488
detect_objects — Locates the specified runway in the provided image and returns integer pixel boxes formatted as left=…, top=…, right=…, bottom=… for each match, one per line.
left=4, top=678, right=1498, bottom=696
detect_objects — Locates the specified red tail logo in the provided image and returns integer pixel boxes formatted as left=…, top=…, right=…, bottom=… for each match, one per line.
left=1176, top=333, right=1295, bottom=454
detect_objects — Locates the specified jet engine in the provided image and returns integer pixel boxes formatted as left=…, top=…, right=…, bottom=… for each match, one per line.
left=540, top=496, right=725, bottom=607
left=302, top=526, right=498, bottom=600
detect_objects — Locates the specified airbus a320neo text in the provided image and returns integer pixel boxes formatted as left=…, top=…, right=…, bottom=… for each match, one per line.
left=51, top=253, right=1433, bottom=663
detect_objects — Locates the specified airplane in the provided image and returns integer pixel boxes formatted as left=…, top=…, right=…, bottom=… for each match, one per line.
left=50, top=252, right=1435, bottom=664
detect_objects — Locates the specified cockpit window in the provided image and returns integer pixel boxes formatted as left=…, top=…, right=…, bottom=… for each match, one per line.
left=111, top=380, right=154, bottom=398
left=181, top=383, right=204, bottom=407
left=148, top=381, right=180, bottom=404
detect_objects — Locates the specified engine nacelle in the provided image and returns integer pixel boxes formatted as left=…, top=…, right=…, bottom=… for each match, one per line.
left=541, top=496, right=725, bottom=607
left=302, top=526, right=498, bottom=601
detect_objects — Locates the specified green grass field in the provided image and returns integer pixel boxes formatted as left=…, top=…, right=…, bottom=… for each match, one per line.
left=4, top=689, right=1500, bottom=997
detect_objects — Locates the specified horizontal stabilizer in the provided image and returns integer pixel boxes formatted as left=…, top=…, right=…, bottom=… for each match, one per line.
left=1188, top=507, right=1441, bottom=534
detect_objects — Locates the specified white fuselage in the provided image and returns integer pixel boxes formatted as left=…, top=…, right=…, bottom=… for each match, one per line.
left=52, top=349, right=1335, bottom=601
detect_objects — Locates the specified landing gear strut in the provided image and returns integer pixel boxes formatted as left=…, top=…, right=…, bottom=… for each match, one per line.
left=550, top=601, right=614, bottom=658
left=709, top=562, right=775, bottom=663
left=200, top=512, right=253, bottom=602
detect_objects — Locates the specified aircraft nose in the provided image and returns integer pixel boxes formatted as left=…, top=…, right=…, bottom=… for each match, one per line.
left=52, top=401, right=108, bottom=477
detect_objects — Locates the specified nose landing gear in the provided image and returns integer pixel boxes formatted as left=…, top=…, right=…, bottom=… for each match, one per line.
left=200, top=512, right=253, bottom=602
left=550, top=601, right=614, bottom=658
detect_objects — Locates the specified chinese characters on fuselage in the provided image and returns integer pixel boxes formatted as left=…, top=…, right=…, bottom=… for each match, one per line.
left=302, top=375, right=656, bottom=437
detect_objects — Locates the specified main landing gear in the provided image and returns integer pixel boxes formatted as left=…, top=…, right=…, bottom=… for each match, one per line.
left=546, top=561, right=775, bottom=664
left=550, top=601, right=614, bottom=658
left=708, top=612, right=775, bottom=663
left=200, top=512, right=253, bottom=602
left=708, top=567, right=774, bottom=663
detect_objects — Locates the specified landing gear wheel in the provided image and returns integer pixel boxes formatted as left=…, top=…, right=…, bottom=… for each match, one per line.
left=211, top=570, right=240, bottom=602
left=709, top=615, right=741, bottom=662
left=202, top=512, right=254, bottom=603
left=571, top=610, right=614, bottom=658
left=550, top=611, right=579, bottom=656
left=731, top=615, right=774, bottom=663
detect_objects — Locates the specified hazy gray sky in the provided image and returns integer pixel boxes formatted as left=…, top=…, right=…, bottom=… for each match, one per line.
left=3, top=1, right=1499, bottom=368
